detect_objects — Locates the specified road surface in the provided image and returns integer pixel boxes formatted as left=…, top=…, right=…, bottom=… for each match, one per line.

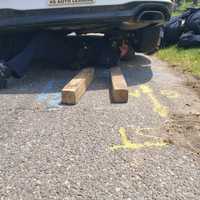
left=0, top=54, right=200, bottom=200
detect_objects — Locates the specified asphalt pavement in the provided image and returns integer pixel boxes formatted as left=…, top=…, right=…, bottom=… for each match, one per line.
left=0, top=54, right=200, bottom=200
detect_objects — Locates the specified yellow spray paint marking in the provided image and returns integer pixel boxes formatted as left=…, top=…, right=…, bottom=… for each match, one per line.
left=134, top=127, right=161, bottom=140
left=110, top=127, right=168, bottom=151
left=129, top=89, right=141, bottom=98
left=139, top=85, right=169, bottom=118
left=160, top=90, right=180, bottom=99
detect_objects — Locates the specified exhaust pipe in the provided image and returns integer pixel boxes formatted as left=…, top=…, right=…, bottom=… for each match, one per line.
left=137, top=11, right=165, bottom=22
left=120, top=10, right=166, bottom=30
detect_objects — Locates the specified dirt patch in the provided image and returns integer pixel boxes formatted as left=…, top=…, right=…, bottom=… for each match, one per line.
left=153, top=55, right=200, bottom=97
left=164, top=113, right=200, bottom=155
left=185, top=78, right=200, bottom=98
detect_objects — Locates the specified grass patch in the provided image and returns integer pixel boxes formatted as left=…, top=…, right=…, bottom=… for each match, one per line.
left=173, top=1, right=200, bottom=16
left=157, top=46, right=200, bottom=77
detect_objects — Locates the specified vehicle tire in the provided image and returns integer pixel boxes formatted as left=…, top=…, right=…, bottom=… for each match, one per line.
left=134, top=26, right=161, bottom=54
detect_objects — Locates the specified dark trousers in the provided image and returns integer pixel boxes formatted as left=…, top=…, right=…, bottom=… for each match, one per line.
left=6, top=31, right=79, bottom=78
left=2, top=31, right=120, bottom=78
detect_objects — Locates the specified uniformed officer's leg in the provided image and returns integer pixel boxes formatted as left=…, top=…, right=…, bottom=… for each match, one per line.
left=6, top=31, right=70, bottom=78
left=0, top=31, right=71, bottom=89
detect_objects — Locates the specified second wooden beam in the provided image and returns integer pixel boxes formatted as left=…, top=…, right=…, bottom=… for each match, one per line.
left=110, top=67, right=128, bottom=103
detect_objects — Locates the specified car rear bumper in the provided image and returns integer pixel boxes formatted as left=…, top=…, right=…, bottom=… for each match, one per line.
left=0, top=1, right=172, bottom=32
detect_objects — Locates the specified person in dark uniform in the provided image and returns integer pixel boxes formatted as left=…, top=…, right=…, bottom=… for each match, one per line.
left=0, top=31, right=126, bottom=89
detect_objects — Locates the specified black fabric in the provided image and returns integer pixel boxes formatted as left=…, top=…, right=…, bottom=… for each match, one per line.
left=178, top=31, right=200, bottom=48
left=162, top=9, right=193, bottom=46
left=89, top=39, right=120, bottom=68
left=162, top=16, right=184, bottom=46
left=185, top=8, right=200, bottom=34
left=0, top=32, right=35, bottom=61
left=162, top=8, right=200, bottom=48
left=70, top=37, right=120, bottom=69
left=2, top=32, right=120, bottom=78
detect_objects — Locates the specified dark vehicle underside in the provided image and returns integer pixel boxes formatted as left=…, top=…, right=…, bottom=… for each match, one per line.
left=0, top=1, right=172, bottom=54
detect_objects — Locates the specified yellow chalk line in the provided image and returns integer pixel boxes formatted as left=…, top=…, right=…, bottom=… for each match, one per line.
left=129, top=86, right=180, bottom=117
left=129, top=89, right=141, bottom=98
left=139, top=85, right=169, bottom=118
left=110, top=127, right=168, bottom=151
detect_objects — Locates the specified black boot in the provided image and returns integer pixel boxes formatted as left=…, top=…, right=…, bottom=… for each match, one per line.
left=0, top=62, right=12, bottom=89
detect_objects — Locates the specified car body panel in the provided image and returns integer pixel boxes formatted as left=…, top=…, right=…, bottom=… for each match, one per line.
left=0, top=0, right=171, bottom=10
left=0, top=0, right=172, bottom=33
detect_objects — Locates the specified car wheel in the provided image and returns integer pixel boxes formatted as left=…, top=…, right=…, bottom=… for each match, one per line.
left=134, top=26, right=161, bottom=54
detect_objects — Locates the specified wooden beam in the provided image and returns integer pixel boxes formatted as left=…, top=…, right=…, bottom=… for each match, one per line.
left=110, top=67, right=128, bottom=103
left=62, top=68, right=95, bottom=105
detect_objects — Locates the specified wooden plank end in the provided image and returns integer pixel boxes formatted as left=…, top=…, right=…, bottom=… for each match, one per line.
left=110, top=67, right=128, bottom=103
left=62, top=67, right=95, bottom=105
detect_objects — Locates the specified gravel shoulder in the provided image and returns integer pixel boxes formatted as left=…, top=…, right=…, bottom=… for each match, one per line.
left=0, top=54, right=200, bottom=200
